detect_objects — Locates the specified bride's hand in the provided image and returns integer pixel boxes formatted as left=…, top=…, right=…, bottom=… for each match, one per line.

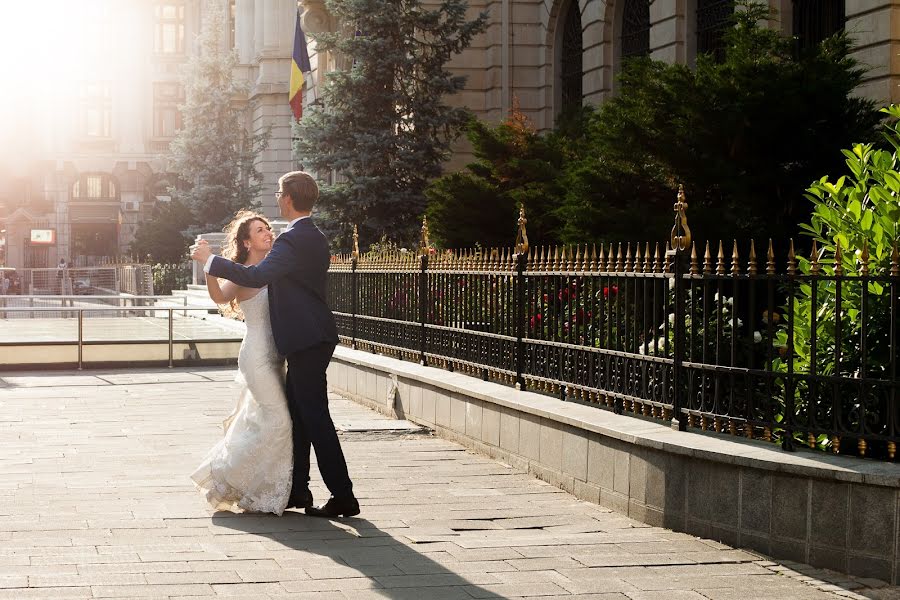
left=191, top=240, right=213, bottom=263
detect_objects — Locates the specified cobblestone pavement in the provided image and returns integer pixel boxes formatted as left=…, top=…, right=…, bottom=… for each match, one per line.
left=2, top=368, right=899, bottom=600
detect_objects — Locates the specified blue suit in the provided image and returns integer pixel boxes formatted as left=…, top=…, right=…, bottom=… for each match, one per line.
left=208, top=217, right=352, bottom=500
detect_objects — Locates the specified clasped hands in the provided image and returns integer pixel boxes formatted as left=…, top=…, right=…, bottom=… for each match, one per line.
left=190, top=240, right=213, bottom=264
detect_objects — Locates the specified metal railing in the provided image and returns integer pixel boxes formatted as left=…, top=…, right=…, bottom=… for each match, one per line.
left=328, top=200, right=900, bottom=461
left=0, top=304, right=241, bottom=369
left=0, top=294, right=191, bottom=319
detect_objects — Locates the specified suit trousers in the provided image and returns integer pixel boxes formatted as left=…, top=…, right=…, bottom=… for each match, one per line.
left=285, top=343, right=354, bottom=499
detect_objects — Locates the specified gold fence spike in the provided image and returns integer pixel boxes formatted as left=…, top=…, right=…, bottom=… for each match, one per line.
left=787, top=238, right=797, bottom=277
left=748, top=240, right=757, bottom=276
left=860, top=240, right=870, bottom=277
left=654, top=242, right=662, bottom=273
left=834, top=240, right=843, bottom=276
left=690, top=242, right=699, bottom=275
left=703, top=241, right=712, bottom=274
left=810, top=240, right=820, bottom=275
left=767, top=239, right=776, bottom=275
left=590, top=243, right=598, bottom=271
left=716, top=241, right=726, bottom=275
left=351, top=224, right=360, bottom=259
left=858, top=438, right=867, bottom=458
left=644, top=242, right=652, bottom=273
left=625, top=243, right=634, bottom=273
left=515, top=205, right=529, bottom=256
left=551, top=246, right=559, bottom=271
left=731, top=240, right=740, bottom=276
left=634, top=243, right=644, bottom=273
left=597, top=244, right=606, bottom=272
left=419, top=215, right=431, bottom=257
left=616, top=243, right=624, bottom=272
left=663, top=241, right=672, bottom=273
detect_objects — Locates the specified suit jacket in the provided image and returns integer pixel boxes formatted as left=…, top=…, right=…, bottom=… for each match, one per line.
left=208, top=218, right=339, bottom=356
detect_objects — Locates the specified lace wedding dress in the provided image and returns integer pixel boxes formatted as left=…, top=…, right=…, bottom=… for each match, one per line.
left=191, top=287, right=293, bottom=515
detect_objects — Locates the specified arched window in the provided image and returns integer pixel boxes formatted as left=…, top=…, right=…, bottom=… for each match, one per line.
left=71, top=174, right=118, bottom=202
left=559, top=0, right=583, bottom=114
left=621, top=0, right=650, bottom=61
left=696, top=0, right=734, bottom=61
left=793, top=0, right=845, bottom=54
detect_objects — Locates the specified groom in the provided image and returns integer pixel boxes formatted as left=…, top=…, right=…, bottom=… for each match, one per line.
left=191, top=171, right=359, bottom=518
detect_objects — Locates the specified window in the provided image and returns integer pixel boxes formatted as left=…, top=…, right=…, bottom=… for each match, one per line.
left=153, top=83, right=183, bottom=137
left=72, top=174, right=118, bottom=202
left=621, top=0, right=650, bottom=61
left=696, top=0, right=734, bottom=61
left=559, top=1, right=583, bottom=114
left=155, top=3, right=186, bottom=54
left=80, top=82, right=112, bottom=138
left=793, top=0, right=845, bottom=54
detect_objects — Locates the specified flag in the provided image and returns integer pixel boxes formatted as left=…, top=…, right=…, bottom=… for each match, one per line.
left=289, top=10, right=312, bottom=121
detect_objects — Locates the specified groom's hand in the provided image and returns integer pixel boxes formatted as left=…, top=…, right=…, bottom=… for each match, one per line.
left=191, top=240, right=213, bottom=264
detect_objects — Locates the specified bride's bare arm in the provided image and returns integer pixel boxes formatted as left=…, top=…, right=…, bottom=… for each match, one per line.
left=206, top=274, right=239, bottom=304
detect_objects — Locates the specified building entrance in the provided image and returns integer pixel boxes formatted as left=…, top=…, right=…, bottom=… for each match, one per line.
left=71, top=223, right=118, bottom=265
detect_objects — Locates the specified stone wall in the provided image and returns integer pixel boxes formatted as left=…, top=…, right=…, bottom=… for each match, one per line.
left=328, top=345, right=900, bottom=584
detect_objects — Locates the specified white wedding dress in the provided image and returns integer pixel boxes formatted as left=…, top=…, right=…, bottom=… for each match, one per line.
left=191, top=287, right=294, bottom=515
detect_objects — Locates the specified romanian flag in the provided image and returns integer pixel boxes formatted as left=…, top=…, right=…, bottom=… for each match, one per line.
left=289, top=10, right=312, bottom=121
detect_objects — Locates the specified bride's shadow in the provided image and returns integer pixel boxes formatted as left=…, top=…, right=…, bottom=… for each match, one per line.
left=210, top=511, right=495, bottom=599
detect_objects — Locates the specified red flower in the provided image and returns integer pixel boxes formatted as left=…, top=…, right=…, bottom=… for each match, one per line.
left=542, top=293, right=549, bottom=303
left=603, top=285, right=619, bottom=298
left=530, top=314, right=542, bottom=329
left=558, top=288, right=570, bottom=302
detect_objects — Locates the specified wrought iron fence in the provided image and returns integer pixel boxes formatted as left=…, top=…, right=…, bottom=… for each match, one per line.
left=151, top=262, right=192, bottom=296
left=328, top=194, right=900, bottom=461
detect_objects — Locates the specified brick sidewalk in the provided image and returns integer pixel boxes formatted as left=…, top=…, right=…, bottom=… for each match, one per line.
left=0, top=368, right=896, bottom=599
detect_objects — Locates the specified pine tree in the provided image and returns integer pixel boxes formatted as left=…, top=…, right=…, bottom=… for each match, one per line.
left=168, top=0, right=269, bottom=231
left=294, top=0, right=488, bottom=250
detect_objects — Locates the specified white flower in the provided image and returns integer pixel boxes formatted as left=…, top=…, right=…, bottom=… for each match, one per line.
left=754, top=331, right=762, bottom=343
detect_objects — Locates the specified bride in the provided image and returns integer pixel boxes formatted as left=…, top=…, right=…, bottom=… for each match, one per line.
left=190, top=210, right=293, bottom=515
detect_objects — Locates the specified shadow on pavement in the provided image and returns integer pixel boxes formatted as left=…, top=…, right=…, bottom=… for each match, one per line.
left=211, top=511, right=498, bottom=599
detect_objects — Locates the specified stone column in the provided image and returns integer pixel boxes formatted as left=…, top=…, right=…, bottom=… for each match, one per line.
left=249, top=0, right=296, bottom=220
left=847, top=1, right=900, bottom=104
left=650, top=0, right=689, bottom=65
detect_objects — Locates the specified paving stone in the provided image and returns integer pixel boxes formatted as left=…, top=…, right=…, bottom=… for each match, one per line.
left=1, top=368, right=895, bottom=600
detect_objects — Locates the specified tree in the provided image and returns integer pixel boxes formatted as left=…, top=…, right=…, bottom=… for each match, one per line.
left=129, top=199, right=194, bottom=263
left=168, top=0, right=269, bottom=231
left=578, top=0, right=879, bottom=245
left=294, top=0, right=488, bottom=250
left=427, top=1, right=880, bottom=249
left=426, top=102, right=580, bottom=248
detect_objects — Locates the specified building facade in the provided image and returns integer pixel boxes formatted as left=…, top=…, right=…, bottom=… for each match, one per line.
left=1, top=0, right=896, bottom=269
left=0, top=0, right=296, bottom=269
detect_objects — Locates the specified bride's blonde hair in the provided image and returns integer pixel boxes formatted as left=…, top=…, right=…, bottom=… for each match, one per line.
left=219, top=209, right=271, bottom=319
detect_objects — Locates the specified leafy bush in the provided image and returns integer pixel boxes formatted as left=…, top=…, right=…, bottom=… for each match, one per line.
left=776, top=105, right=900, bottom=453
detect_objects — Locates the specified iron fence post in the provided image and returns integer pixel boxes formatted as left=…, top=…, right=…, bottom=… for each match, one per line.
left=515, top=251, right=526, bottom=391
left=419, top=254, right=428, bottom=366
left=351, top=256, right=358, bottom=350
left=671, top=248, right=687, bottom=431
left=670, top=185, right=691, bottom=431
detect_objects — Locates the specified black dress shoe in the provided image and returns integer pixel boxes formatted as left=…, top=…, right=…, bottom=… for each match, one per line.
left=305, top=496, right=360, bottom=518
left=286, top=490, right=314, bottom=510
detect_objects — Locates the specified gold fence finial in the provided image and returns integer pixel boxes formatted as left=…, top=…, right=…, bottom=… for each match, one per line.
left=515, top=205, right=529, bottom=255
left=351, top=224, right=360, bottom=260
left=419, top=215, right=431, bottom=257
left=670, top=184, right=692, bottom=251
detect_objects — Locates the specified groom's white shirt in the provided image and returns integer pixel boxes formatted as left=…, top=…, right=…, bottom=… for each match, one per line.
left=203, top=215, right=310, bottom=274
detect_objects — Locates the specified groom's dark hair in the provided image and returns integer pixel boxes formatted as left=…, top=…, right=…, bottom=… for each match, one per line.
left=280, top=171, right=318, bottom=212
